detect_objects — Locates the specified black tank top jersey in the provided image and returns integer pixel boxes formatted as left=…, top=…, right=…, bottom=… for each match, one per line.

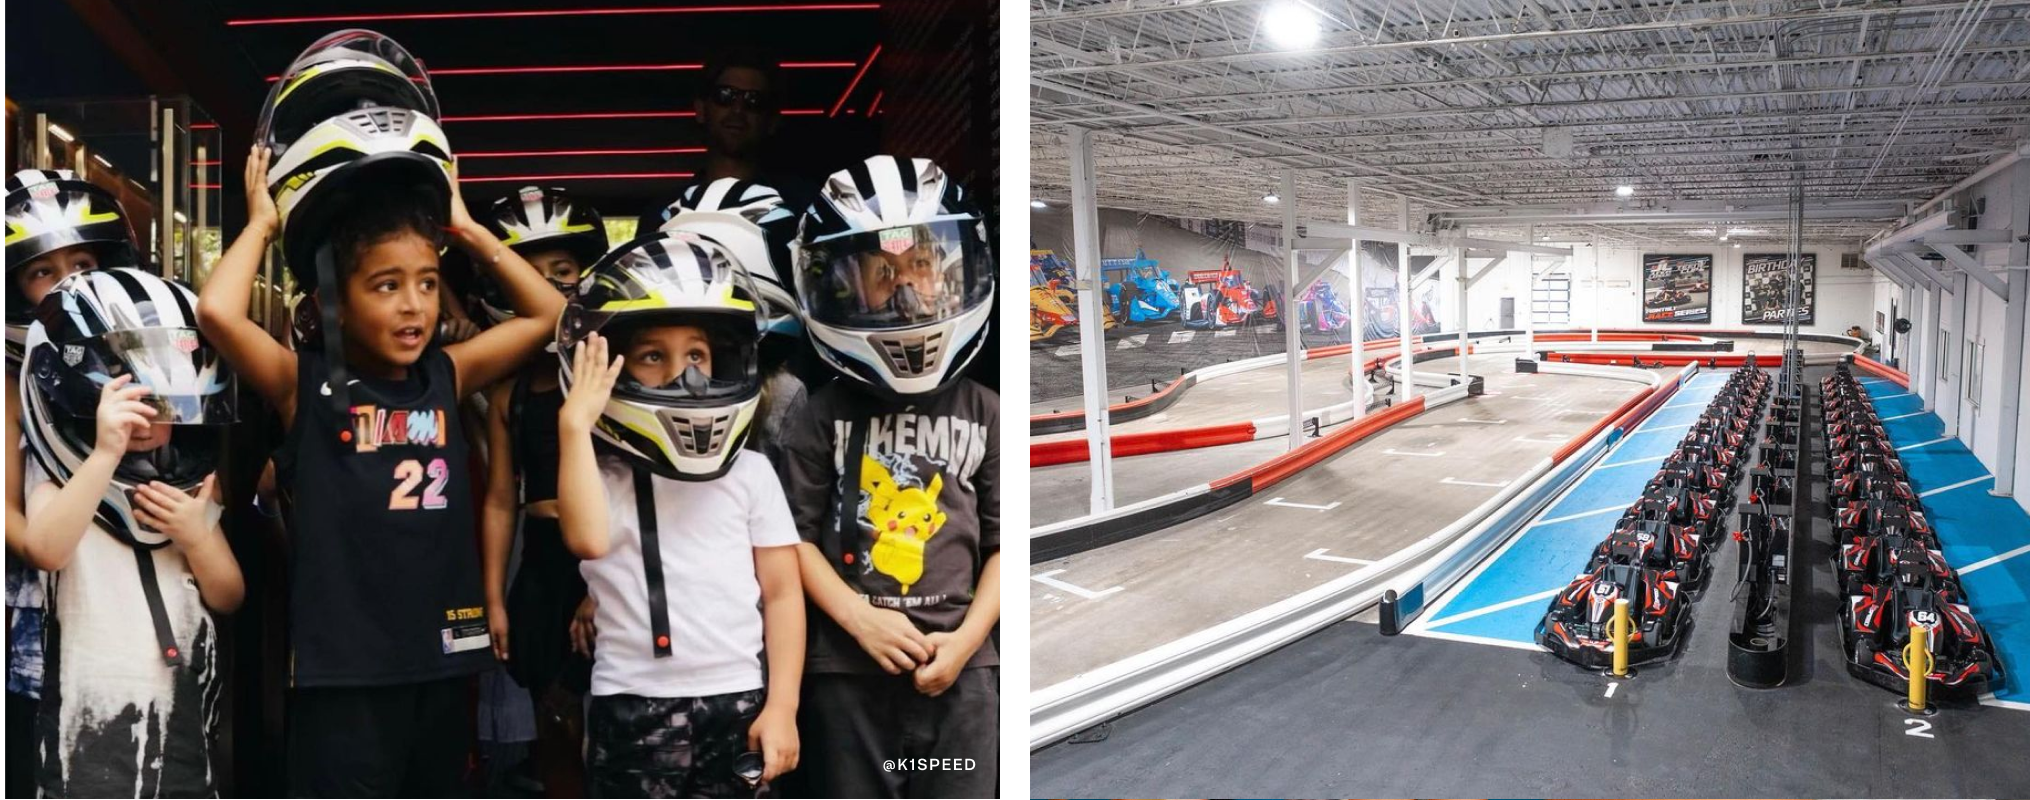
left=510, top=372, right=563, bottom=504
left=276, top=346, right=492, bottom=686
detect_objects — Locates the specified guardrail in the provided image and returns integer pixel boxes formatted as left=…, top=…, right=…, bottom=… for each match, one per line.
left=1030, top=359, right=1668, bottom=749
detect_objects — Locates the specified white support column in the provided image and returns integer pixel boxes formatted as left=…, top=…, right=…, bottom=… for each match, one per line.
left=1455, top=246, right=1469, bottom=376
left=1908, top=281, right=1928, bottom=402
left=1942, top=271, right=1968, bottom=438
left=1398, top=194, right=1416, bottom=400
left=1067, top=127, right=1114, bottom=515
left=1348, top=179, right=1367, bottom=416
left=1522, top=224, right=1535, bottom=357
left=1590, top=246, right=1600, bottom=343
left=1992, top=159, right=2029, bottom=499
left=1282, top=170, right=1304, bottom=451
left=1900, top=281, right=1918, bottom=370
left=1923, top=279, right=1943, bottom=411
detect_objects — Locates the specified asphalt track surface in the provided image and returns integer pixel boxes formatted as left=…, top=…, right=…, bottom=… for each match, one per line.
left=1030, top=357, right=1642, bottom=689
left=1031, top=436, right=1295, bottom=527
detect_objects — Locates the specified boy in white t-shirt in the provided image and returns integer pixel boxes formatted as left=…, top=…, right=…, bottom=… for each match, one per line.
left=552, top=231, right=803, bottom=797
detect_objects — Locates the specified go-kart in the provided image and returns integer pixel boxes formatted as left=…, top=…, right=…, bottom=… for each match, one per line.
left=1844, top=574, right=2001, bottom=696
left=1538, top=562, right=1689, bottom=669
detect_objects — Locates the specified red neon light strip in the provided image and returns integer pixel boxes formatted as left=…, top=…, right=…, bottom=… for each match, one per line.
left=866, top=90, right=883, bottom=117
left=459, top=146, right=707, bottom=158
left=829, top=44, right=881, bottom=118
left=458, top=172, right=697, bottom=183
left=193, top=183, right=221, bottom=189
left=228, top=4, right=879, bottom=25
left=190, top=123, right=218, bottom=129
left=264, top=61, right=857, bottom=81
left=192, top=160, right=221, bottom=166
left=442, top=109, right=826, bottom=123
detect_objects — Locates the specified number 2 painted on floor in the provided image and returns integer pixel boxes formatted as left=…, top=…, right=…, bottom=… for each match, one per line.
left=1904, top=718, right=1934, bottom=739
left=389, top=458, right=450, bottom=510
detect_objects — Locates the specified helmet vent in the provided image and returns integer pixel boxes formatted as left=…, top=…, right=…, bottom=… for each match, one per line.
left=671, top=412, right=734, bottom=457
left=873, top=330, right=945, bottom=377
left=345, top=107, right=410, bottom=133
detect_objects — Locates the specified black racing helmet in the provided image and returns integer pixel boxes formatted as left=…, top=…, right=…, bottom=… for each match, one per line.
left=6, top=169, right=140, bottom=358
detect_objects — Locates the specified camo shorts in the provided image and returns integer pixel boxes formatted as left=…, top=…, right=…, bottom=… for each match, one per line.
left=585, top=689, right=766, bottom=798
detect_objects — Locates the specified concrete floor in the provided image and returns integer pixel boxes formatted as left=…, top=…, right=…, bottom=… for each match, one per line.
left=1033, top=355, right=1358, bottom=443
left=1030, top=358, right=1641, bottom=689
left=1032, top=359, right=2030, bottom=797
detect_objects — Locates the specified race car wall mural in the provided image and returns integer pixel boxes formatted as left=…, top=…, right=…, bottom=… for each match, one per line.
left=1643, top=253, right=1714, bottom=323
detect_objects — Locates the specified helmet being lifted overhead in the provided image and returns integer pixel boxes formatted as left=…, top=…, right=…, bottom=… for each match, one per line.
left=257, top=29, right=453, bottom=287
left=793, top=156, right=995, bottom=397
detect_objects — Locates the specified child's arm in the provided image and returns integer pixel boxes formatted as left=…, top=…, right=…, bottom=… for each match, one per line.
left=480, top=382, right=516, bottom=660
left=913, top=552, right=999, bottom=697
left=555, top=333, right=625, bottom=560
left=133, top=475, right=243, bottom=613
left=7, top=389, right=27, bottom=558
left=195, top=146, right=298, bottom=424
left=750, top=543, right=803, bottom=781
left=20, top=376, right=157, bottom=571
left=441, top=170, right=568, bottom=397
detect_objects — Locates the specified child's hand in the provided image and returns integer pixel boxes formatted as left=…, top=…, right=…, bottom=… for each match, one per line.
left=94, top=375, right=157, bottom=456
left=748, top=703, right=800, bottom=783
left=558, top=333, right=623, bottom=434
left=569, top=594, right=598, bottom=657
left=847, top=604, right=933, bottom=674
left=445, top=158, right=479, bottom=234
left=132, top=474, right=221, bottom=546
left=244, top=145, right=279, bottom=237
left=911, top=630, right=977, bottom=697
left=488, top=599, right=510, bottom=662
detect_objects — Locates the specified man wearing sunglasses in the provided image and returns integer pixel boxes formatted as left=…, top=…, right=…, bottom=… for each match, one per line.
left=640, top=46, right=817, bottom=230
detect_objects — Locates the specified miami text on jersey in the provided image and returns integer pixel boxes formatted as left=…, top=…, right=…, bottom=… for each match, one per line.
left=349, top=405, right=451, bottom=453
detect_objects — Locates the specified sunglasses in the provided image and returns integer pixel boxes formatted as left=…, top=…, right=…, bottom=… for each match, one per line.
left=709, top=85, right=774, bottom=111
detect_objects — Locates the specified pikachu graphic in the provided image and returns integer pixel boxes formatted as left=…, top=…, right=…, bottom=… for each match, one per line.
left=861, top=456, right=947, bottom=594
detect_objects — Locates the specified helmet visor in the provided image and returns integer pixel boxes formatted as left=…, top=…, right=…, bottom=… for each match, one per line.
left=598, top=312, right=761, bottom=405
left=797, top=218, right=993, bottom=331
left=33, top=327, right=237, bottom=424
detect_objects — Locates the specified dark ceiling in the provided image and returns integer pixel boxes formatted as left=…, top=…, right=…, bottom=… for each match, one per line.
left=15, top=0, right=889, bottom=221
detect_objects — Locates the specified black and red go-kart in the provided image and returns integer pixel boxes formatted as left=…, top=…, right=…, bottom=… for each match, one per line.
left=1844, top=578, right=2003, bottom=696
left=1537, top=562, right=1690, bottom=669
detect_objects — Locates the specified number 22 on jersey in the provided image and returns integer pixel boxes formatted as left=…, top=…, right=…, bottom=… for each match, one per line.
left=389, top=458, right=450, bottom=510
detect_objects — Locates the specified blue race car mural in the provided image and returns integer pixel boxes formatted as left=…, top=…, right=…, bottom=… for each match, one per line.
left=1104, top=249, right=1183, bottom=323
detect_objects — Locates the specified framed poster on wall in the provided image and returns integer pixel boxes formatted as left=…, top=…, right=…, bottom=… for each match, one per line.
left=1741, top=253, right=1816, bottom=324
left=1642, top=253, right=1713, bottom=322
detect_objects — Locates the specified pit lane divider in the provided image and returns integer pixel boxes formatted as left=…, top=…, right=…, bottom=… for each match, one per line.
left=1377, top=361, right=1698, bottom=635
left=1029, top=356, right=1477, bottom=562
left=1029, top=360, right=1666, bottom=749
left=1851, top=354, right=1912, bottom=387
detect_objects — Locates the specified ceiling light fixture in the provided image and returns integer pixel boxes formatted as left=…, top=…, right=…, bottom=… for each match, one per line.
left=1614, top=185, right=1635, bottom=197
left=1262, top=4, right=1321, bottom=49
left=1030, top=199, right=1049, bottom=209
left=47, top=124, right=75, bottom=143
left=1262, top=191, right=1280, bottom=204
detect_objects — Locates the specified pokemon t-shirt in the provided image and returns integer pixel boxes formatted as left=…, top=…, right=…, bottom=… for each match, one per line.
left=780, top=379, right=1000, bottom=674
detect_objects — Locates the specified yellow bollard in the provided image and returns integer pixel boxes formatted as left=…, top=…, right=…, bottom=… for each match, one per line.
left=1903, top=624, right=1933, bottom=712
left=1611, top=598, right=1632, bottom=677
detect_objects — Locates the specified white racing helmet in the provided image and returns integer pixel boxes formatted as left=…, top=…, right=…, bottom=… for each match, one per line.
left=656, top=178, right=799, bottom=338
left=477, top=185, right=609, bottom=324
left=793, top=156, right=994, bottom=397
left=557, top=231, right=764, bottom=481
left=19, top=268, right=237, bottom=548
left=6, top=169, right=140, bottom=363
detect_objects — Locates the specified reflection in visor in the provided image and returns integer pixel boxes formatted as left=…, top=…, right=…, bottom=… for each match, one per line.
left=46, top=328, right=236, bottom=424
left=800, top=219, right=992, bottom=331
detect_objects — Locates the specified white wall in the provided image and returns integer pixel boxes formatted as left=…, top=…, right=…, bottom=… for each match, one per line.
left=1455, top=243, right=1885, bottom=336
left=1886, top=158, right=2029, bottom=514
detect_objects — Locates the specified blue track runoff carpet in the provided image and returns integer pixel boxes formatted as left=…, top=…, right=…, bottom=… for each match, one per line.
left=1416, top=370, right=1729, bottom=644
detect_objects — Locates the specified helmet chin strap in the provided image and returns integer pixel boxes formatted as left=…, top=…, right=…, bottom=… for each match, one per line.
left=315, top=243, right=356, bottom=445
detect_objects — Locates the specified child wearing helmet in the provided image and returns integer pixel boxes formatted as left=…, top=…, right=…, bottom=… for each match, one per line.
left=473, top=185, right=608, bottom=793
left=551, top=231, right=803, bottom=797
left=4, top=168, right=139, bottom=797
left=653, top=177, right=810, bottom=463
left=194, top=29, right=569, bottom=795
left=15, top=268, right=244, bottom=797
left=778, top=156, right=1000, bottom=797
